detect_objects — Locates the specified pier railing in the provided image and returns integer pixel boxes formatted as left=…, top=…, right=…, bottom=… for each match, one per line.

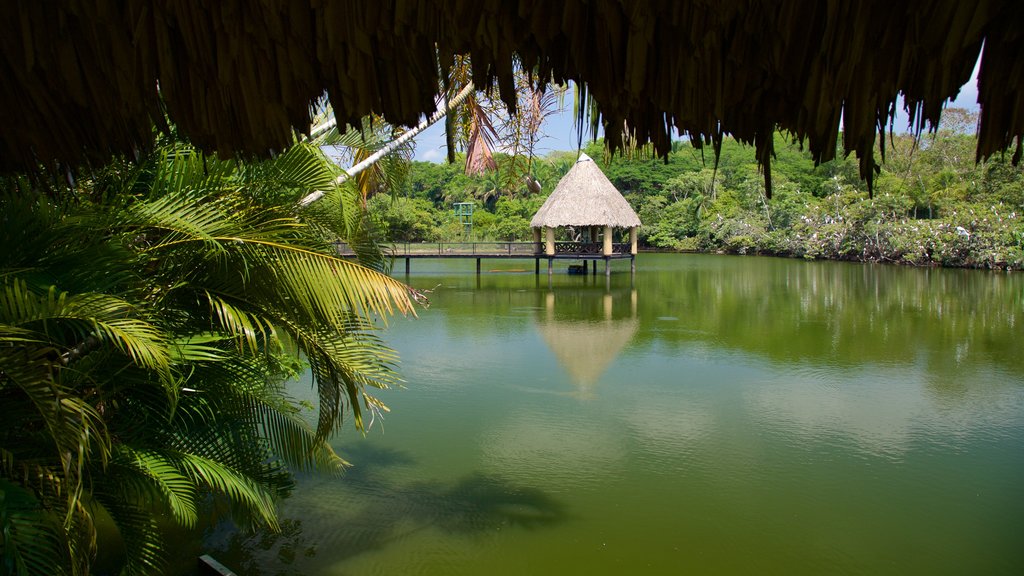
left=386, top=242, right=542, bottom=256
left=335, top=241, right=634, bottom=257
left=554, top=241, right=601, bottom=254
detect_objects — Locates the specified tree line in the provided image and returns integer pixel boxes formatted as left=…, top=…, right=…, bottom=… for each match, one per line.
left=380, top=109, right=1023, bottom=269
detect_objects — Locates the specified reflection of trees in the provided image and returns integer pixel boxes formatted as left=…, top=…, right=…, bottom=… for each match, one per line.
left=405, top=255, right=1022, bottom=383
left=632, top=255, right=1024, bottom=376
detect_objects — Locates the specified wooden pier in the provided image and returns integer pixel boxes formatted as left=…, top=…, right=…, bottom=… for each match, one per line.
left=337, top=242, right=635, bottom=276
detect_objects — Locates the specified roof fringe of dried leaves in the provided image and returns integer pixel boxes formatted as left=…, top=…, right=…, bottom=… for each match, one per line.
left=2, top=1, right=1021, bottom=192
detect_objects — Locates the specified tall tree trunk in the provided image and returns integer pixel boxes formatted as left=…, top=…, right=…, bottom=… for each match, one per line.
left=299, top=82, right=475, bottom=207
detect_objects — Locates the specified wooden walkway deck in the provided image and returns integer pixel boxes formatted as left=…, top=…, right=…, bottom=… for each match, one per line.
left=336, top=242, right=635, bottom=275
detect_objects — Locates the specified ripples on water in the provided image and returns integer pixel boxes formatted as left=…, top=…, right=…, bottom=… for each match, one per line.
left=200, top=255, right=1024, bottom=575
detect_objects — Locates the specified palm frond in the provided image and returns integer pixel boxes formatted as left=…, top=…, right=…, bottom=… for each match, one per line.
left=299, top=183, right=391, bottom=273
left=0, top=279, right=172, bottom=384
left=89, top=495, right=164, bottom=576
left=245, top=143, right=341, bottom=203
left=129, top=190, right=414, bottom=324
left=120, top=448, right=198, bottom=527
left=254, top=400, right=347, bottom=474
left=294, top=322, right=401, bottom=438
left=169, top=347, right=344, bottom=475
left=1, top=138, right=419, bottom=573
left=174, top=453, right=280, bottom=530
left=0, top=479, right=72, bottom=576
left=203, top=293, right=275, bottom=355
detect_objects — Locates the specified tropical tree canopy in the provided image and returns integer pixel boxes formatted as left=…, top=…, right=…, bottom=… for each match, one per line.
left=0, top=142, right=414, bottom=574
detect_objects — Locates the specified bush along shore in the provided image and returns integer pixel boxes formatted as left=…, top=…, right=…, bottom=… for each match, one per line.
left=678, top=188, right=1022, bottom=270
left=389, top=109, right=1022, bottom=269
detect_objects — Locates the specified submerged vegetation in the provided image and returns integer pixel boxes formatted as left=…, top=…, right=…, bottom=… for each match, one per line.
left=385, top=109, right=1023, bottom=269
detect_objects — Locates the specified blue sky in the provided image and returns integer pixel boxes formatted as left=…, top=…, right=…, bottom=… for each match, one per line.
left=410, top=96, right=588, bottom=163
left=411, top=58, right=982, bottom=163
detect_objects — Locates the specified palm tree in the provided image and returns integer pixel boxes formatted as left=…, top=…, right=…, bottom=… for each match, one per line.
left=1, top=142, right=414, bottom=574
left=471, top=170, right=504, bottom=207
left=298, top=83, right=478, bottom=208
left=301, top=55, right=568, bottom=208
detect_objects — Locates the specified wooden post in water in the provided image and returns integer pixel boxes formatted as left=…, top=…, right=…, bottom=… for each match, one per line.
left=405, top=257, right=410, bottom=274
left=476, top=258, right=481, bottom=275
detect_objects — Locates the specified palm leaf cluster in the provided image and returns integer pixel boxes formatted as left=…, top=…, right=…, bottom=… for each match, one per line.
left=0, top=142, right=413, bottom=574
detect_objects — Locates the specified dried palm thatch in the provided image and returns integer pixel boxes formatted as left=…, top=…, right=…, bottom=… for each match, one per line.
left=531, top=153, right=640, bottom=228
left=2, top=1, right=1022, bottom=190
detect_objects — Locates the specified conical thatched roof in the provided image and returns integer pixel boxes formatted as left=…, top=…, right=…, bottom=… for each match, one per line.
left=530, top=154, right=641, bottom=228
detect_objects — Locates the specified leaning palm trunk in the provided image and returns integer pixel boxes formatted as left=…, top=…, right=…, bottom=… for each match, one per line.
left=298, top=82, right=476, bottom=208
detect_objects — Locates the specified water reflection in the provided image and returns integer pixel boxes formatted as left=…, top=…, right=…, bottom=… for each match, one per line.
left=634, top=256, right=1023, bottom=378
left=194, top=255, right=1024, bottom=575
left=480, top=410, right=631, bottom=490
left=200, top=444, right=568, bottom=575
left=533, top=287, right=639, bottom=397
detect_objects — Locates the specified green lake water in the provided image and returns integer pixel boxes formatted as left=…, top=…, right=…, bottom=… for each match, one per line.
left=204, top=254, right=1024, bottom=575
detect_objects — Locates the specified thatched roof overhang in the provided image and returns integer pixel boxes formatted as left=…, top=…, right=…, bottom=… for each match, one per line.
left=530, top=153, right=640, bottom=229
left=2, top=1, right=1022, bottom=189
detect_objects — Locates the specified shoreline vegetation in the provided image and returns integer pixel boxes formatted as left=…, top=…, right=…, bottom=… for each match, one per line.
left=386, top=109, right=1022, bottom=271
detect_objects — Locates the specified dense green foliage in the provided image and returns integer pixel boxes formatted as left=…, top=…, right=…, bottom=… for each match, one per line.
left=391, top=111, right=1023, bottom=268
left=374, top=153, right=575, bottom=243
left=0, top=143, right=412, bottom=574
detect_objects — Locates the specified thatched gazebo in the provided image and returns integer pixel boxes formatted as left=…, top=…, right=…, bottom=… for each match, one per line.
left=530, top=153, right=641, bottom=275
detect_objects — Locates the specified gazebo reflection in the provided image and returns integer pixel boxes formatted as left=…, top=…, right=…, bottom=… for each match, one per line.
left=533, top=287, right=638, bottom=399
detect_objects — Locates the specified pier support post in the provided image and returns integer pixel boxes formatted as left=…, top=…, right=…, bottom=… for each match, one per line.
left=547, top=257, right=553, bottom=277
left=405, top=257, right=410, bottom=275
left=535, top=258, right=540, bottom=275
left=605, top=257, right=611, bottom=277
left=476, top=258, right=481, bottom=275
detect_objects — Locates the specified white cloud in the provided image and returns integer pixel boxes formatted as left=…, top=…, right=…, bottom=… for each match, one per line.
left=419, top=148, right=443, bottom=162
